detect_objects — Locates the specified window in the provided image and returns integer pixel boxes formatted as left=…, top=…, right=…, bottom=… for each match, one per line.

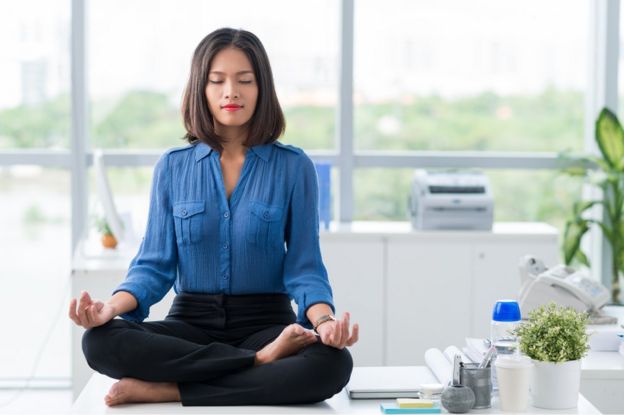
left=354, top=0, right=587, bottom=152
left=88, top=0, right=338, bottom=151
left=0, top=0, right=71, bottom=383
left=0, top=1, right=70, bottom=149
left=0, top=167, right=71, bottom=380
left=353, top=0, right=588, bottom=223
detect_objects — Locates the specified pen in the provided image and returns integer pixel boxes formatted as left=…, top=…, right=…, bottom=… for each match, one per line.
left=479, top=346, right=496, bottom=368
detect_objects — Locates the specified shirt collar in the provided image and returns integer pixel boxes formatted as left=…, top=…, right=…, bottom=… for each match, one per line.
left=249, top=143, right=273, bottom=162
left=194, top=142, right=214, bottom=162
left=194, top=141, right=273, bottom=162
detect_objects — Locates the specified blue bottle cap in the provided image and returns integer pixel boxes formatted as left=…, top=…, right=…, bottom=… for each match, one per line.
left=492, top=300, right=521, bottom=322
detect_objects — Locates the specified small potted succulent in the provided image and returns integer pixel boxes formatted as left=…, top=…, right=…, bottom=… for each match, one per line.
left=513, top=303, right=589, bottom=409
left=95, top=217, right=118, bottom=249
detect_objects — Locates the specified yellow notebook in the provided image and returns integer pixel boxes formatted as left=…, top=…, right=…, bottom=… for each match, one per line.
left=396, top=398, right=434, bottom=409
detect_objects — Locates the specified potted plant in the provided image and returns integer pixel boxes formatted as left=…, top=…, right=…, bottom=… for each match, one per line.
left=514, top=303, right=589, bottom=409
left=95, top=217, right=118, bottom=249
left=561, top=108, right=624, bottom=304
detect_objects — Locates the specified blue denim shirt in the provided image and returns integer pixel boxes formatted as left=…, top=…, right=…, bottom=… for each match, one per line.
left=114, top=141, right=334, bottom=327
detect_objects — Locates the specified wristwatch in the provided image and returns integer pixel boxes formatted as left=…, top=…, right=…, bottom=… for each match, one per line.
left=313, top=314, right=336, bottom=333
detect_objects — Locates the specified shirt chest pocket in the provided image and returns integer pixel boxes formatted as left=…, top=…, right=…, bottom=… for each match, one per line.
left=173, top=201, right=205, bottom=245
left=247, top=200, right=284, bottom=246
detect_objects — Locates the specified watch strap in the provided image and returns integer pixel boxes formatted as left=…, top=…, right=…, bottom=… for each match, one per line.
left=313, top=314, right=336, bottom=333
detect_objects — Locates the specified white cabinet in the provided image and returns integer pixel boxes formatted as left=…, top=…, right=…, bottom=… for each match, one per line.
left=386, top=240, right=472, bottom=365
left=383, top=223, right=560, bottom=365
left=321, top=237, right=385, bottom=366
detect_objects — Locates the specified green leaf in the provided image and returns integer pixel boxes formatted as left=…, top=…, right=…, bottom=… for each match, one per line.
left=594, top=220, right=615, bottom=244
left=574, top=249, right=591, bottom=267
left=515, top=303, right=589, bottom=362
left=573, top=200, right=600, bottom=216
left=563, top=220, right=589, bottom=265
left=596, top=108, right=624, bottom=170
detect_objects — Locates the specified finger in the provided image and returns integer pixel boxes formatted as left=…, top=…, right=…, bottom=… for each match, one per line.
left=346, top=323, right=360, bottom=346
left=68, top=298, right=80, bottom=325
left=78, top=291, right=92, bottom=309
left=77, top=291, right=91, bottom=321
left=83, top=305, right=93, bottom=327
left=88, top=304, right=99, bottom=326
left=333, top=320, right=344, bottom=347
left=341, top=313, right=351, bottom=347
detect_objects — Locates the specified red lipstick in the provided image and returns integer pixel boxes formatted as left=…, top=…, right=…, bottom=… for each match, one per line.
left=222, top=104, right=242, bottom=112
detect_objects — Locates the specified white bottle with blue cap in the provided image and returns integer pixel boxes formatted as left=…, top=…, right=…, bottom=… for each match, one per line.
left=490, top=300, right=522, bottom=390
left=491, top=299, right=522, bottom=356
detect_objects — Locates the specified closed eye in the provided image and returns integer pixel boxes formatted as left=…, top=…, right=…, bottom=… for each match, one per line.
left=240, top=80, right=253, bottom=84
left=208, top=80, right=223, bottom=84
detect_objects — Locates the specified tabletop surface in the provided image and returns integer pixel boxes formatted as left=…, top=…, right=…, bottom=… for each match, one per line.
left=71, top=369, right=601, bottom=415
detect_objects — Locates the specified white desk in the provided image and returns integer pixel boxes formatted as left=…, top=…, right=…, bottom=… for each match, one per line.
left=72, top=368, right=601, bottom=414
left=579, top=306, right=624, bottom=414
left=581, top=351, right=624, bottom=414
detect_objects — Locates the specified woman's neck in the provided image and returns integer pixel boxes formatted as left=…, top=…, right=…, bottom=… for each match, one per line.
left=220, top=141, right=246, bottom=160
left=216, top=125, right=248, bottom=159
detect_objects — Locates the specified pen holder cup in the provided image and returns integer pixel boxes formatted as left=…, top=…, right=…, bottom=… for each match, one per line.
left=460, top=363, right=492, bottom=409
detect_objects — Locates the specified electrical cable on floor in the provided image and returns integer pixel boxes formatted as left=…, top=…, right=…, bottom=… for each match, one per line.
left=0, top=276, right=72, bottom=408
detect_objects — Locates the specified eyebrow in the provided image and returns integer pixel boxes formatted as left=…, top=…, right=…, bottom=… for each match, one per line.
left=209, top=70, right=254, bottom=75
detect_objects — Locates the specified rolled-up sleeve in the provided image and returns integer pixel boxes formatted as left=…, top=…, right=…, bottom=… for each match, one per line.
left=113, top=153, right=178, bottom=322
left=283, top=155, right=334, bottom=328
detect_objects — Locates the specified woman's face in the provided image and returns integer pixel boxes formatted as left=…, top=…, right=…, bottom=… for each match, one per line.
left=205, top=47, right=259, bottom=135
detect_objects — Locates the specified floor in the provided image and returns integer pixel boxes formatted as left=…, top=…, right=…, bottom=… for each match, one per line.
left=0, top=389, right=72, bottom=414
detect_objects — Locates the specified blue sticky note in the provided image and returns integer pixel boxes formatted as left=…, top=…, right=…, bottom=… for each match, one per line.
left=379, top=403, right=442, bottom=414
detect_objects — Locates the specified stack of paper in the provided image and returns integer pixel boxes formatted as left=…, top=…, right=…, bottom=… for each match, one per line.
left=380, top=398, right=441, bottom=414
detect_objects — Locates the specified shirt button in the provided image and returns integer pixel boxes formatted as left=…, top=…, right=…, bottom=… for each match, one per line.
left=181, top=209, right=188, bottom=217
left=222, top=273, right=228, bottom=279
left=223, top=242, right=229, bottom=250
left=263, top=211, right=270, bottom=219
left=224, top=211, right=230, bottom=219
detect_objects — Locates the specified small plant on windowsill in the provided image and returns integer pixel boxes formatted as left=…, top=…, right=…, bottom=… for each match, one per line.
left=95, top=217, right=118, bottom=249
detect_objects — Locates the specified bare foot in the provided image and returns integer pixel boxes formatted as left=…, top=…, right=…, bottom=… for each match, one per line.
left=104, top=378, right=180, bottom=407
left=255, top=324, right=317, bottom=365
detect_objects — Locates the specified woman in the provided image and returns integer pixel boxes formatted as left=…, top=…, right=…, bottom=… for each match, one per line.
left=68, top=28, right=358, bottom=407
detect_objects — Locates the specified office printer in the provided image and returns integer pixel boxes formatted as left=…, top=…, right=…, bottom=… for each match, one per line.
left=409, top=169, right=494, bottom=230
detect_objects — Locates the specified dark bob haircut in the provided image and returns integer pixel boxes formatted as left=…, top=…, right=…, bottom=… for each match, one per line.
left=181, top=28, right=285, bottom=151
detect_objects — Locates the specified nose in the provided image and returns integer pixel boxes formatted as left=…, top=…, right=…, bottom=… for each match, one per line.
left=223, top=79, right=239, bottom=99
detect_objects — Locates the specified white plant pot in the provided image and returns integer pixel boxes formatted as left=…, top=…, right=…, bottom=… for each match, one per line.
left=530, top=359, right=581, bottom=409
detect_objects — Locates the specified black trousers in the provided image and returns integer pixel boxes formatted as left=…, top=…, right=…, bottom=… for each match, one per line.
left=82, top=292, right=353, bottom=406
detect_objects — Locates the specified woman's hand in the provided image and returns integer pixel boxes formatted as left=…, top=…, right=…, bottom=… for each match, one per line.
left=69, top=291, right=116, bottom=329
left=316, top=312, right=359, bottom=349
